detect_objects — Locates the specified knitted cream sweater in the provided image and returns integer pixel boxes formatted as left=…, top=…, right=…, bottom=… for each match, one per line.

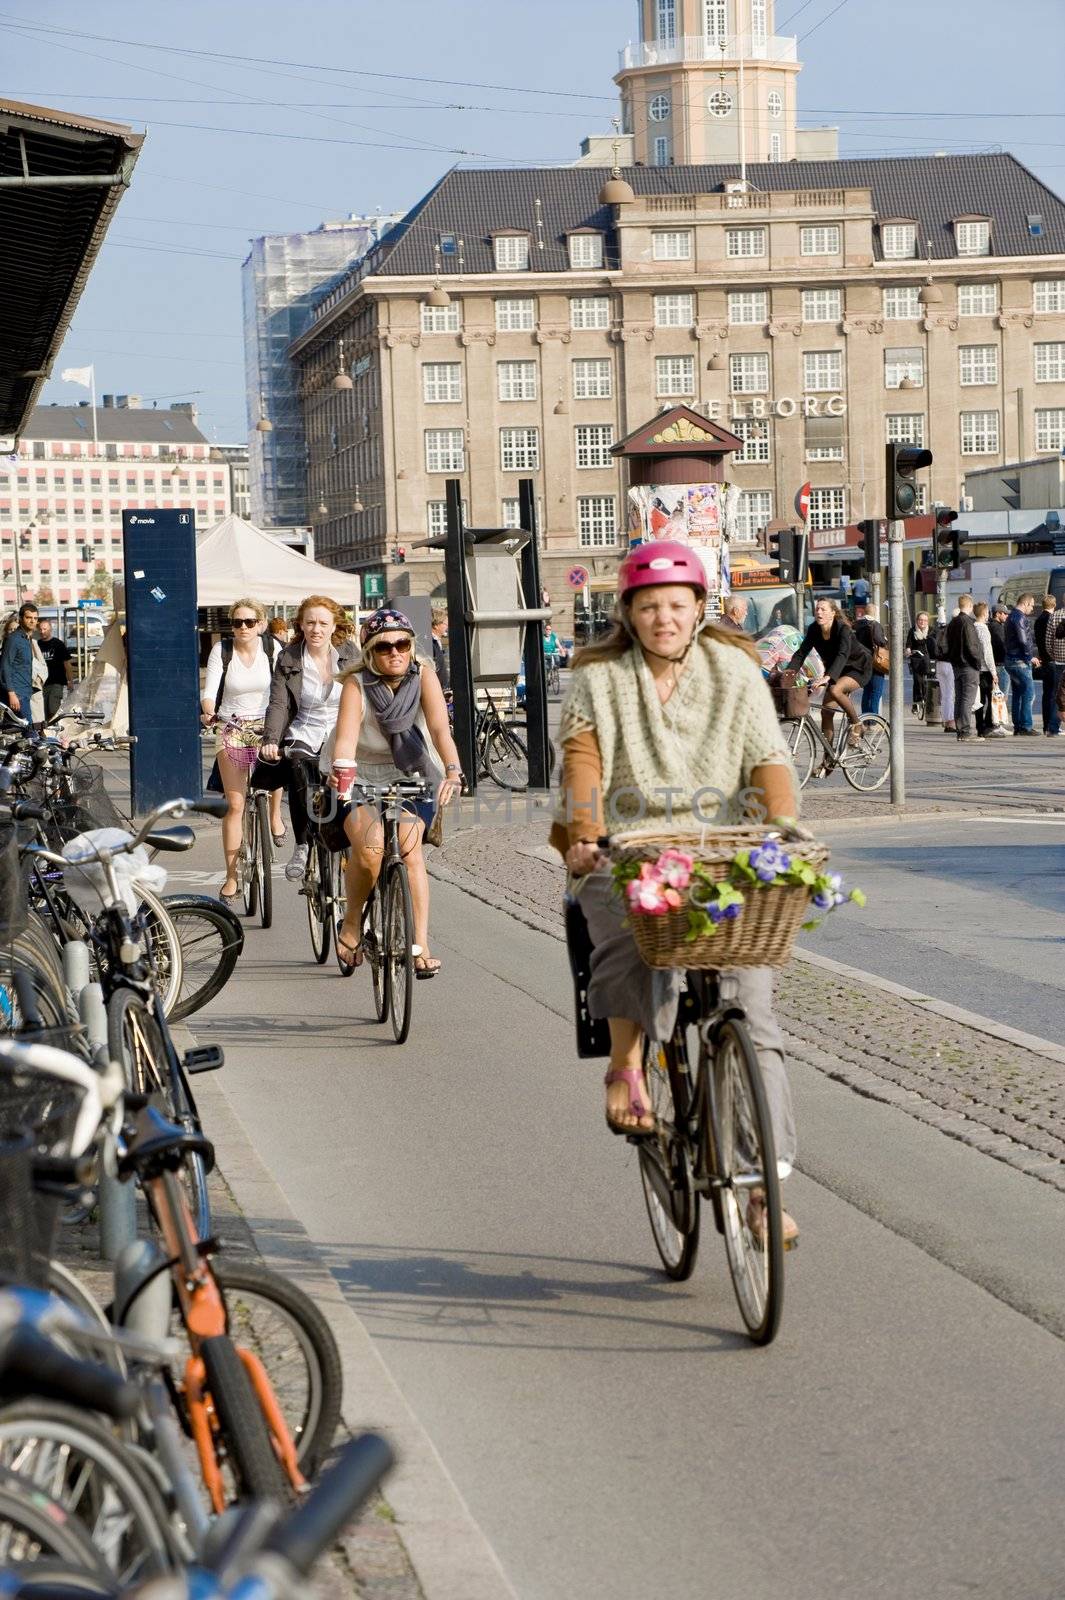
left=557, top=636, right=791, bottom=837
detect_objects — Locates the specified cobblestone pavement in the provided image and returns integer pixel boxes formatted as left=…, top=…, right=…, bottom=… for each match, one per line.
left=429, top=815, right=1065, bottom=1195
left=57, top=1166, right=424, bottom=1600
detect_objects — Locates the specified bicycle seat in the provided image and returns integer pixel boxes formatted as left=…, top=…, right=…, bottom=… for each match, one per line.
left=117, top=1100, right=214, bottom=1178
left=144, top=825, right=195, bottom=853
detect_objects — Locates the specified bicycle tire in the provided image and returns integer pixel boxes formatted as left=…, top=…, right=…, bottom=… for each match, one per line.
left=0, top=1467, right=110, bottom=1579
left=255, top=792, right=273, bottom=930
left=0, top=1399, right=180, bottom=1581
left=363, top=882, right=388, bottom=1022
left=305, top=841, right=330, bottom=965
left=210, top=1258, right=342, bottom=1477
left=199, top=1333, right=290, bottom=1503
left=160, top=894, right=243, bottom=1023
left=485, top=722, right=529, bottom=791
left=707, top=1017, right=784, bottom=1345
left=506, top=720, right=557, bottom=780
left=384, top=865, right=414, bottom=1045
left=135, top=886, right=183, bottom=1019
left=107, top=988, right=211, bottom=1242
left=842, top=714, right=891, bottom=792
left=330, top=851, right=353, bottom=978
left=242, top=798, right=259, bottom=920
left=638, top=1038, right=700, bottom=1281
left=785, top=718, right=818, bottom=791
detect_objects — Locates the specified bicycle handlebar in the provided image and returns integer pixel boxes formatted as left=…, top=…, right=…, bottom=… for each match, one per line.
left=262, top=1433, right=394, bottom=1577
left=0, top=1320, right=140, bottom=1421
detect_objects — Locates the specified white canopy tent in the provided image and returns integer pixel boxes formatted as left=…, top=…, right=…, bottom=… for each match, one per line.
left=195, top=514, right=360, bottom=610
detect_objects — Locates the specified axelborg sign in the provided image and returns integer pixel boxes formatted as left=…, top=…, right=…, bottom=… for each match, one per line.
left=700, top=395, right=847, bottom=420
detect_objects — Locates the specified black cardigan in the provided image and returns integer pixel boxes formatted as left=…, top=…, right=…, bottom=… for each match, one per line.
left=788, top=619, right=872, bottom=688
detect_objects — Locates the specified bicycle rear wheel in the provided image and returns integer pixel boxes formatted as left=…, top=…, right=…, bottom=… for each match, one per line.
left=242, top=801, right=259, bottom=920
left=305, top=840, right=330, bottom=965
left=254, top=792, right=273, bottom=929
left=707, top=1017, right=784, bottom=1345
left=485, top=721, right=529, bottom=790
left=639, top=1039, right=700, bottom=1281
left=842, top=713, right=891, bottom=792
left=362, top=882, right=388, bottom=1022
left=200, top=1333, right=289, bottom=1503
left=330, top=850, right=352, bottom=978
left=0, top=1467, right=110, bottom=1579
left=384, top=865, right=414, bottom=1044
left=784, top=718, right=817, bottom=791
left=161, top=895, right=243, bottom=1023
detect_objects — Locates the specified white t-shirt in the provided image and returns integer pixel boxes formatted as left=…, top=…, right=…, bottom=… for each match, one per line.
left=284, top=645, right=342, bottom=755
left=204, top=640, right=272, bottom=720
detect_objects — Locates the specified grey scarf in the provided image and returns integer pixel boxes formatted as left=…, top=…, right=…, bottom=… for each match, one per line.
left=360, top=664, right=434, bottom=777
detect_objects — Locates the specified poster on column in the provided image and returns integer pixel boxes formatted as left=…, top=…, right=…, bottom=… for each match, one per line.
left=626, top=482, right=728, bottom=599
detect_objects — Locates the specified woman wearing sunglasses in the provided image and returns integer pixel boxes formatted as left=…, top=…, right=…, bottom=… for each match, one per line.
left=325, top=607, right=462, bottom=977
left=201, top=597, right=284, bottom=905
left=261, top=594, right=360, bottom=882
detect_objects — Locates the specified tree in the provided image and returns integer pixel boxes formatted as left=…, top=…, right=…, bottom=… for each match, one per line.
left=83, top=565, right=114, bottom=604
left=34, top=585, right=56, bottom=605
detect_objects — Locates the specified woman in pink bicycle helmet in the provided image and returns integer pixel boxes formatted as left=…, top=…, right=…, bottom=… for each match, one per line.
left=549, top=538, right=802, bottom=1244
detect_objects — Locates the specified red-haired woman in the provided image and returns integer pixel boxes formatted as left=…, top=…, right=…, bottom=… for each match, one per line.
left=261, top=594, right=359, bottom=880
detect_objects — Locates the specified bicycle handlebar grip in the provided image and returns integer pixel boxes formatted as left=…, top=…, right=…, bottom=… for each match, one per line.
left=7, top=799, right=46, bottom=822
left=264, top=1433, right=394, bottom=1577
left=3, top=1324, right=140, bottom=1421
left=191, top=794, right=228, bottom=818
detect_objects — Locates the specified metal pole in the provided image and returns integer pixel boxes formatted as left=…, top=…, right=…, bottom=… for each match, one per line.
left=443, top=478, right=477, bottom=792
left=888, top=520, right=906, bottom=808
left=518, top=478, right=550, bottom=790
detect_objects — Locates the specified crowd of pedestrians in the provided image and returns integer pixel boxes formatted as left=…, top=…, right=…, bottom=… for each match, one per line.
left=0, top=602, right=74, bottom=727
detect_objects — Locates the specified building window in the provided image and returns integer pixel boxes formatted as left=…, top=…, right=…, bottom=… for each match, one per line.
left=800, top=225, right=841, bottom=257
left=655, top=355, right=695, bottom=397
left=752, top=0, right=767, bottom=44
left=424, top=428, right=465, bottom=472
left=805, top=415, right=845, bottom=460
left=808, top=486, right=845, bottom=531
left=652, top=136, right=671, bottom=167
left=881, top=223, right=917, bottom=260
left=420, top=300, right=461, bottom=333
left=958, top=283, right=997, bottom=317
left=802, top=287, right=841, bottom=323
left=955, top=220, right=990, bottom=257
left=653, top=229, right=692, bottom=261
left=569, top=233, right=604, bottom=269
left=495, top=297, right=536, bottom=332
left=882, top=286, right=921, bottom=320
left=500, top=427, right=540, bottom=471
left=769, top=132, right=783, bottom=163
left=1035, top=342, right=1065, bottom=383
left=577, top=496, right=617, bottom=548
left=728, top=290, right=768, bottom=324
left=572, top=358, right=613, bottom=399
left=767, top=88, right=782, bottom=118
left=730, top=352, right=769, bottom=393
left=656, top=0, right=676, bottom=43
left=726, top=227, right=766, bottom=258
left=427, top=499, right=467, bottom=537
left=1034, top=280, right=1065, bottom=314
left=734, top=491, right=773, bottom=542
left=884, top=347, right=924, bottom=388
left=885, top=414, right=926, bottom=447
left=571, top=296, right=611, bottom=330
left=575, top=423, right=615, bottom=468
left=1035, top=408, right=1065, bottom=452
left=959, top=344, right=998, bottom=386
left=422, top=362, right=462, bottom=403
left=960, top=410, right=999, bottom=455
left=649, top=93, right=671, bottom=121
left=731, top=417, right=771, bottom=463
left=803, top=350, right=843, bottom=392
left=704, top=0, right=728, bottom=47
left=654, top=292, right=694, bottom=327
left=496, top=361, right=537, bottom=401
left=494, top=234, right=530, bottom=271
left=707, top=89, right=733, bottom=117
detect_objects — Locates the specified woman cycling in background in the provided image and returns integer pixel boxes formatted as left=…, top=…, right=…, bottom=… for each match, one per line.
left=201, top=597, right=283, bottom=906
left=787, top=597, right=871, bottom=749
left=260, top=595, right=359, bottom=882
left=325, top=607, right=463, bottom=979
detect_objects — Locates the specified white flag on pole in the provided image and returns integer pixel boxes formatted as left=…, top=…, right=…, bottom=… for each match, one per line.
left=60, top=366, right=94, bottom=387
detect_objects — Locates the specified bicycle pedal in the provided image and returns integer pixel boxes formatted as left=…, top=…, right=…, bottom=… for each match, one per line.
left=183, top=1044, right=224, bottom=1075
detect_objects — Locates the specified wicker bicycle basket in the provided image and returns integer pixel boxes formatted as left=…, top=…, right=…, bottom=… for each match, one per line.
left=609, top=826, right=830, bottom=972
left=0, top=1068, right=83, bottom=1286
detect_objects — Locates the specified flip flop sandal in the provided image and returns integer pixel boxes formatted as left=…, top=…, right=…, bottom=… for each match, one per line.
left=414, top=954, right=441, bottom=979
left=336, top=934, right=364, bottom=975
left=603, top=1066, right=655, bottom=1137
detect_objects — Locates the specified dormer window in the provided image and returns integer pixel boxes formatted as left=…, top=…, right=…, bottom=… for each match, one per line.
left=494, top=232, right=530, bottom=272
left=568, top=231, right=605, bottom=270
left=955, top=219, right=991, bottom=257
left=881, top=221, right=917, bottom=260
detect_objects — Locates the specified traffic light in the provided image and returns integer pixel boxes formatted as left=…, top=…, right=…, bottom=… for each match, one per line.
left=767, top=528, right=796, bottom=583
left=932, top=507, right=959, bottom=569
left=886, top=441, right=933, bottom=520
left=856, top=519, right=882, bottom=576
left=391, top=545, right=406, bottom=564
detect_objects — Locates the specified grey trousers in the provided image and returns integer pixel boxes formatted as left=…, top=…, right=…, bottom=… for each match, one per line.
left=952, top=665, right=979, bottom=737
left=577, top=871, right=797, bottom=1172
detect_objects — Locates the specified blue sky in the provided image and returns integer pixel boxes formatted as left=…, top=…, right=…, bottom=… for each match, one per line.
left=8, top=0, right=1063, bottom=441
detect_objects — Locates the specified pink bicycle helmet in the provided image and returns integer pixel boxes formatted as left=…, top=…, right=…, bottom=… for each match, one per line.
left=617, top=539, right=708, bottom=600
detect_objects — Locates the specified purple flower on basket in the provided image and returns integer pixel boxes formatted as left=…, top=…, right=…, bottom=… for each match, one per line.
left=652, top=848, right=694, bottom=891
left=747, top=840, right=792, bottom=883
left=812, top=872, right=845, bottom=911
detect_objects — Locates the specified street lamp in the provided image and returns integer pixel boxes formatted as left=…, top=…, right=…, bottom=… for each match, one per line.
left=332, top=338, right=353, bottom=392
left=255, top=392, right=273, bottom=433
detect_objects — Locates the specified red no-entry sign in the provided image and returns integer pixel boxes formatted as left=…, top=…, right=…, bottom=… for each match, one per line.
left=567, top=565, right=590, bottom=590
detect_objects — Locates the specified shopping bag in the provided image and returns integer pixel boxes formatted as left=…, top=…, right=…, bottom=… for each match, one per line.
left=990, top=688, right=1009, bottom=729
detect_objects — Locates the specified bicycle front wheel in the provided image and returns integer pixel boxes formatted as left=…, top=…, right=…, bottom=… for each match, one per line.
left=137, top=886, right=183, bottom=1019
left=363, top=882, right=388, bottom=1022
left=639, top=1039, right=700, bottom=1281
left=162, top=894, right=244, bottom=1023
left=384, top=866, right=414, bottom=1044
left=330, top=850, right=352, bottom=978
left=785, top=718, right=818, bottom=791
left=254, top=792, right=273, bottom=929
left=708, top=1018, right=784, bottom=1345
left=842, top=713, right=891, bottom=792
left=305, top=840, right=330, bottom=965
left=485, top=721, right=529, bottom=790
left=200, top=1333, right=290, bottom=1503
left=242, top=800, right=259, bottom=920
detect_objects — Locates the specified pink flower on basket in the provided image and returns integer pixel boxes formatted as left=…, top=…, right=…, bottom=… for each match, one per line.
left=626, top=863, right=681, bottom=915
left=652, top=848, right=694, bottom=890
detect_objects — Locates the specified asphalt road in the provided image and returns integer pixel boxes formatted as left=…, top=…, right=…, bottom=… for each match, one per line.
left=172, top=834, right=1065, bottom=1600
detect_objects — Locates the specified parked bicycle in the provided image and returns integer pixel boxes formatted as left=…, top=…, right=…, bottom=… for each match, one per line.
left=474, top=689, right=556, bottom=792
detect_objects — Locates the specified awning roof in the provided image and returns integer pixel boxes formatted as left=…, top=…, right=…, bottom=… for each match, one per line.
left=0, top=97, right=143, bottom=440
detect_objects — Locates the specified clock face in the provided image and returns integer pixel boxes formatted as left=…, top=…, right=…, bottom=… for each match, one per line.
left=707, top=89, right=733, bottom=117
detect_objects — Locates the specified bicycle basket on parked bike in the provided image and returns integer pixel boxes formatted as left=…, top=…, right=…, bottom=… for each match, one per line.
left=0, top=1070, right=84, bottom=1285
left=56, top=760, right=129, bottom=836
left=609, top=826, right=831, bottom=971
